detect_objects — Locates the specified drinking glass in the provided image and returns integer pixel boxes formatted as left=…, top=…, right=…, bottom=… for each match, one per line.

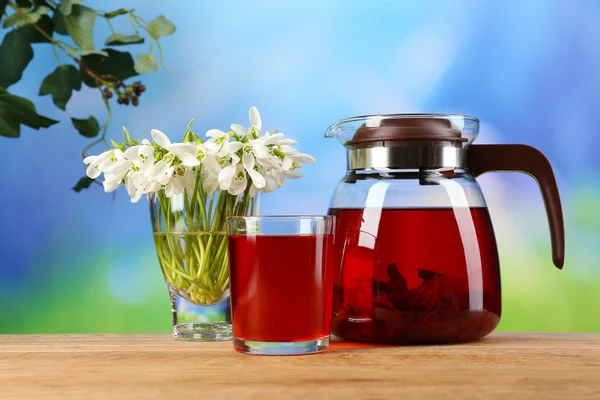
left=226, top=216, right=335, bottom=355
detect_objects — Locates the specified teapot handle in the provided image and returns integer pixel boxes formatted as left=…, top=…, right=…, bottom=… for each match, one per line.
left=468, top=144, right=565, bottom=269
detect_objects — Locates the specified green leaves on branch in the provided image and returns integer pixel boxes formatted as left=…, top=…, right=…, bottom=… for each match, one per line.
left=0, top=29, right=33, bottom=88
left=22, top=15, right=53, bottom=43
left=147, top=15, right=176, bottom=39
left=71, top=116, right=100, bottom=138
left=80, top=49, right=138, bottom=87
left=0, top=1, right=177, bottom=177
left=53, top=8, right=68, bottom=35
left=72, top=49, right=109, bottom=57
left=58, top=0, right=85, bottom=17
left=62, top=4, right=97, bottom=50
left=105, top=34, right=144, bottom=46
left=1, top=5, right=50, bottom=28
left=0, top=1, right=7, bottom=26
left=72, top=176, right=95, bottom=192
left=134, top=53, right=158, bottom=74
left=0, top=87, right=58, bottom=138
left=39, top=65, right=82, bottom=110
left=103, top=9, right=130, bottom=19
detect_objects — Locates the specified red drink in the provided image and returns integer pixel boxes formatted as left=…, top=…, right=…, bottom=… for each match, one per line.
left=228, top=234, right=334, bottom=343
left=329, top=207, right=501, bottom=344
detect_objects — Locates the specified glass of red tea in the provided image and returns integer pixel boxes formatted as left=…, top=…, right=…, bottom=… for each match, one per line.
left=226, top=216, right=335, bottom=355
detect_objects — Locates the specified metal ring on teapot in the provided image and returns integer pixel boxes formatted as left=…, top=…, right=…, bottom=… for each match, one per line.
left=347, top=146, right=467, bottom=170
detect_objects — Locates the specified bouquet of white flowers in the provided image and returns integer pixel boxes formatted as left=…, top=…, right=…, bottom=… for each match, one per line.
left=83, top=107, right=315, bottom=309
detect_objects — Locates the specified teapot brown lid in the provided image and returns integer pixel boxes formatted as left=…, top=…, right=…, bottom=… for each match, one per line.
left=348, top=116, right=468, bottom=145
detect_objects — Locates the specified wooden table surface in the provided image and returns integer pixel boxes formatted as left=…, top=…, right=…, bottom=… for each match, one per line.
left=0, top=333, right=599, bottom=399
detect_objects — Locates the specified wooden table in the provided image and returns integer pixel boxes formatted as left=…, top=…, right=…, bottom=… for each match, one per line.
left=0, top=333, right=599, bottom=399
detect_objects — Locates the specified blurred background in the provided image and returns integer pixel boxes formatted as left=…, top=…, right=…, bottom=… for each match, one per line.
left=1, top=0, right=599, bottom=333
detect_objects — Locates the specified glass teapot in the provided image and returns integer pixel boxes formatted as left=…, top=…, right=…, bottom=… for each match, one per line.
left=325, top=114, right=564, bottom=344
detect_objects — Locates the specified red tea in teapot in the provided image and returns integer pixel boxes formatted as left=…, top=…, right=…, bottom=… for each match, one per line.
left=328, top=207, right=501, bottom=344
left=325, top=113, right=564, bottom=344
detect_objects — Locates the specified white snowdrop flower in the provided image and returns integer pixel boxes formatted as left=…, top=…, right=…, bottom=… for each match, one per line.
left=84, top=148, right=124, bottom=179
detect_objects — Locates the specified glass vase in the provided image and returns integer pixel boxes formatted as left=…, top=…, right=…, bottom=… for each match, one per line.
left=150, top=174, right=260, bottom=341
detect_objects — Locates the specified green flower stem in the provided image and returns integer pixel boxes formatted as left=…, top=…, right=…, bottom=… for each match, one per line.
left=152, top=171, right=256, bottom=306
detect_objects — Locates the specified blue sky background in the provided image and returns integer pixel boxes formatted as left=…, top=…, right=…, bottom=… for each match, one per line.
left=1, top=0, right=599, bottom=333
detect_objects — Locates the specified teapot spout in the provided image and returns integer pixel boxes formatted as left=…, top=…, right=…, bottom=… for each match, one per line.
left=324, top=121, right=342, bottom=141
left=324, top=119, right=357, bottom=144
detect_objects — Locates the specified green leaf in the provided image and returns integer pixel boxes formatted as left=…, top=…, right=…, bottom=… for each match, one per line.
left=104, top=33, right=144, bottom=46
left=0, top=30, right=33, bottom=88
left=0, top=107, right=20, bottom=137
left=134, top=53, right=158, bottom=74
left=72, top=176, right=95, bottom=192
left=71, top=115, right=100, bottom=138
left=0, top=1, right=7, bottom=26
left=2, top=5, right=50, bottom=28
left=79, top=49, right=138, bottom=87
left=20, top=14, right=53, bottom=43
left=147, top=15, right=175, bottom=39
left=104, top=8, right=129, bottom=19
left=72, top=49, right=108, bottom=57
left=65, top=4, right=96, bottom=50
left=0, top=87, right=59, bottom=138
left=58, top=0, right=85, bottom=16
left=53, top=8, right=68, bottom=35
left=39, top=65, right=82, bottom=110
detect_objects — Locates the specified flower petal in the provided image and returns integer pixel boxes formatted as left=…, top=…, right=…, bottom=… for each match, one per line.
left=151, top=129, right=171, bottom=148
left=291, top=153, right=316, bottom=164
left=83, top=155, right=97, bottom=165
left=226, top=141, right=244, bottom=153
left=229, top=175, right=247, bottom=195
left=249, top=106, right=261, bottom=131
left=130, top=190, right=143, bottom=203
left=203, top=176, right=219, bottom=194
left=86, top=163, right=101, bottom=179
left=164, top=181, right=175, bottom=197
left=250, top=140, right=268, bottom=158
left=206, top=129, right=227, bottom=138
left=204, top=141, right=219, bottom=153
left=158, top=167, right=173, bottom=185
left=279, top=144, right=298, bottom=154
left=218, top=165, right=236, bottom=190
left=125, top=177, right=136, bottom=198
left=168, top=143, right=200, bottom=167
left=242, top=152, right=255, bottom=171
left=243, top=152, right=266, bottom=188
left=273, top=171, right=285, bottom=186
left=144, top=181, right=161, bottom=193
left=263, top=175, right=279, bottom=193
left=247, top=168, right=265, bottom=188
left=106, top=160, right=132, bottom=176
left=139, top=144, right=155, bottom=158
left=284, top=170, right=303, bottom=179
left=277, top=138, right=299, bottom=145
left=103, top=179, right=121, bottom=192
left=230, top=124, right=247, bottom=137
left=203, top=155, right=222, bottom=176
left=124, top=146, right=140, bottom=160
left=264, top=133, right=284, bottom=145
left=282, top=157, right=294, bottom=171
